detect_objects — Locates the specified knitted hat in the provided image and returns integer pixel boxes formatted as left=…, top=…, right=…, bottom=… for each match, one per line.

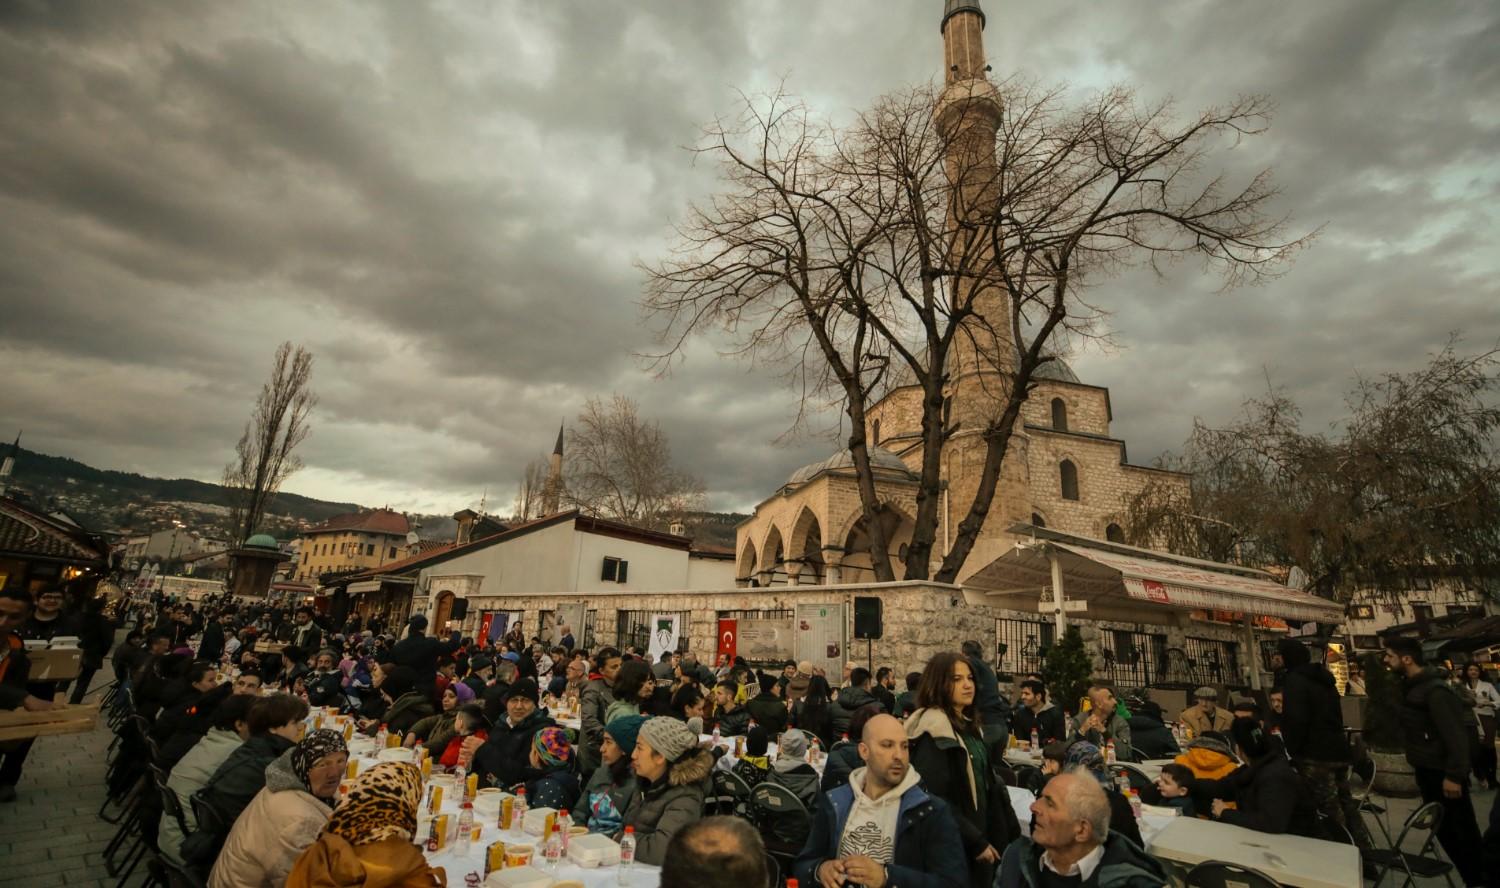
left=638, top=716, right=697, bottom=762
left=505, top=678, right=539, bottom=702
left=451, top=680, right=476, bottom=704
left=604, top=714, right=648, bottom=756
left=532, top=726, right=572, bottom=769
left=777, top=729, right=808, bottom=760
left=470, top=656, right=494, bottom=673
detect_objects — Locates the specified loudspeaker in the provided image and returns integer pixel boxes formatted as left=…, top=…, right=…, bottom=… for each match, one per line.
left=449, top=598, right=469, bottom=620
left=853, top=596, right=883, bottom=640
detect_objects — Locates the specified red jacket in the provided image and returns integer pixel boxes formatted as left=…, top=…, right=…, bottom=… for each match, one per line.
left=440, top=728, right=488, bottom=768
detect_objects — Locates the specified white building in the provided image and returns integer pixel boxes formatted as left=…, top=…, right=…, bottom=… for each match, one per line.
left=1341, top=577, right=1495, bottom=652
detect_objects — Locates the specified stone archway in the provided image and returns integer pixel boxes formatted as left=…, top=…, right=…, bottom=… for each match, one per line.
left=737, top=539, right=759, bottom=587
left=760, top=525, right=785, bottom=586
left=789, top=506, right=825, bottom=585
left=839, top=503, right=915, bottom=582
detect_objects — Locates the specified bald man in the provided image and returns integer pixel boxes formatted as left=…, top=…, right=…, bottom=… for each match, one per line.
left=793, top=714, right=967, bottom=888
left=660, top=816, right=768, bottom=888
left=998, top=768, right=1168, bottom=887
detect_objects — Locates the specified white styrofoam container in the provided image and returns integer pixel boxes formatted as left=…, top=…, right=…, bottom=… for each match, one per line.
left=484, top=864, right=553, bottom=888
left=567, top=832, right=621, bottom=868
left=520, top=806, right=558, bottom=836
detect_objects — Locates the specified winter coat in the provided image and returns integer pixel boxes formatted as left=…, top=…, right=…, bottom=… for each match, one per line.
left=997, top=831, right=1169, bottom=888
left=578, top=677, right=616, bottom=775
left=907, top=707, right=1021, bottom=888
left=745, top=692, right=789, bottom=736
left=197, top=622, right=226, bottom=664
left=438, top=729, right=485, bottom=768
left=285, top=835, right=444, bottom=888
left=1398, top=666, right=1473, bottom=782
left=820, top=742, right=864, bottom=792
left=1206, top=753, right=1316, bottom=836
left=829, top=686, right=883, bottom=738
left=382, top=691, right=435, bottom=736
left=792, top=699, right=834, bottom=749
left=408, top=710, right=459, bottom=755
left=1125, top=710, right=1181, bottom=761
left=306, top=670, right=345, bottom=708
left=784, top=672, right=811, bottom=703
left=1073, top=709, right=1135, bottom=763
left=471, top=709, right=556, bottom=790
left=1011, top=702, right=1068, bottom=746
left=571, top=764, right=639, bottom=838
left=793, top=769, right=968, bottom=888
left=209, top=749, right=332, bottom=888
left=1181, top=705, right=1234, bottom=737
left=623, top=747, right=713, bottom=866
left=202, top=732, right=298, bottom=830
left=604, top=698, right=640, bottom=726
left=525, top=765, right=581, bottom=813
left=160, top=728, right=244, bottom=866
left=714, top=704, right=751, bottom=737
left=767, top=761, right=821, bottom=812
left=388, top=632, right=458, bottom=689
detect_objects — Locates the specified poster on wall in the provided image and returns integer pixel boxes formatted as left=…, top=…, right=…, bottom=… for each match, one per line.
left=647, top=613, right=680, bottom=662
left=737, top=617, right=796, bottom=663
left=555, top=602, right=587, bottom=644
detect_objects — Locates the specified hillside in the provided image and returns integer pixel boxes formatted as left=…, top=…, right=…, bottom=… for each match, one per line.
left=2, top=447, right=749, bottom=548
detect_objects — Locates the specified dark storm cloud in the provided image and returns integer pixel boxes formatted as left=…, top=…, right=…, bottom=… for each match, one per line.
left=1, top=0, right=1496, bottom=514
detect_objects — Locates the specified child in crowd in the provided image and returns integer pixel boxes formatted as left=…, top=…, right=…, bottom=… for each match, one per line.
left=1156, top=762, right=1197, bottom=816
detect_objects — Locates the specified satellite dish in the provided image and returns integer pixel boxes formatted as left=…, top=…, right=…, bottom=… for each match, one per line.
left=406, top=531, right=420, bottom=546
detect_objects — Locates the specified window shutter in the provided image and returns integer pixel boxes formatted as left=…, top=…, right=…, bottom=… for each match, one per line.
left=618, top=560, right=628, bottom=583
left=602, top=558, right=617, bottom=582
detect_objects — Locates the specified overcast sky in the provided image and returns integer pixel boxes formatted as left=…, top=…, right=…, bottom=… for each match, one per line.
left=2, top=0, right=1496, bottom=516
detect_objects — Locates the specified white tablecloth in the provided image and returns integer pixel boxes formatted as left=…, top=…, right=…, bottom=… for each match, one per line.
left=1146, top=816, right=1360, bottom=888
left=421, top=826, right=661, bottom=888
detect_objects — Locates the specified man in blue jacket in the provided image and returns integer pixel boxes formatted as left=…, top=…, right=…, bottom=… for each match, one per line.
left=794, top=713, right=967, bottom=888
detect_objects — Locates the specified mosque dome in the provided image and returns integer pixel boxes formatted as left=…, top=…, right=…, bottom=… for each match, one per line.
left=1033, top=358, right=1081, bottom=384
left=787, top=446, right=917, bottom=486
left=244, top=533, right=279, bottom=550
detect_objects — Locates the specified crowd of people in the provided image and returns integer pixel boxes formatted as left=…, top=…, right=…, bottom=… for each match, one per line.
left=3, top=585, right=1500, bottom=887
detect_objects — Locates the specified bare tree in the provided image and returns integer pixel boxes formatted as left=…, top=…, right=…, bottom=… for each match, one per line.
left=564, top=394, right=705, bottom=530
left=644, top=77, right=1307, bottom=582
left=1122, top=338, right=1500, bottom=600
left=222, top=342, right=316, bottom=544
left=510, top=456, right=551, bottom=522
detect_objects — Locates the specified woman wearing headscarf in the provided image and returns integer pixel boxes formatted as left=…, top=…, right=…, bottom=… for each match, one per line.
left=526, top=726, right=581, bottom=811
left=1059, top=740, right=1146, bottom=848
left=286, top=762, right=446, bottom=888
left=209, top=729, right=348, bottom=887
left=905, top=651, right=1018, bottom=888
left=573, top=714, right=644, bottom=838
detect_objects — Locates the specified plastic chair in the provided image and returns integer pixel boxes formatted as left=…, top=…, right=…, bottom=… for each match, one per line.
left=762, top=852, right=780, bottom=888
left=1184, top=861, right=1283, bottom=888
left=706, top=768, right=753, bottom=817
left=749, top=782, right=811, bottom=870
left=1013, top=764, right=1046, bottom=795
left=1364, top=801, right=1458, bottom=888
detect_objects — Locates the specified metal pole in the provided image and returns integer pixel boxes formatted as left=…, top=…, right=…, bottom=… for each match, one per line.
left=1243, top=614, right=1262, bottom=691
left=1049, top=547, right=1067, bottom=637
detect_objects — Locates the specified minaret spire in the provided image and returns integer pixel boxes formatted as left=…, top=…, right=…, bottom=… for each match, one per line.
left=541, top=423, right=565, bottom=515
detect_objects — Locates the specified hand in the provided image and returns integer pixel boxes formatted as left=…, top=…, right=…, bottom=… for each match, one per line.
left=976, top=844, right=1000, bottom=864
left=461, top=735, right=485, bottom=758
left=1211, top=799, right=1229, bottom=817
left=21, top=695, right=53, bottom=712
left=815, top=859, right=846, bottom=888
left=1442, top=778, right=1463, bottom=799
left=843, top=855, right=887, bottom=887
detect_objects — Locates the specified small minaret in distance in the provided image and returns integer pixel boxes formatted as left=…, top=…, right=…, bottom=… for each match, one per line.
left=541, top=423, right=565, bottom=515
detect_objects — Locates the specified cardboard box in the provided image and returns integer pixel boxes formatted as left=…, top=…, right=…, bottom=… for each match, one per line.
left=28, top=648, right=82, bottom=681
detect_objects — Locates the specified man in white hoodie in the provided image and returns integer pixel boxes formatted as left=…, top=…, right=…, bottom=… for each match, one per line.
left=792, top=714, right=968, bottom=888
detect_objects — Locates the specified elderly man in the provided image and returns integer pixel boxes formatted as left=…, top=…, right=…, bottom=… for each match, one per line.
left=1180, top=686, right=1233, bottom=736
left=794, top=714, right=967, bottom=888
left=998, top=768, right=1168, bottom=887
left=661, top=816, right=769, bottom=888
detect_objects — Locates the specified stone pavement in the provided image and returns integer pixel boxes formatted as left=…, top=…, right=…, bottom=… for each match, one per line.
left=0, top=670, right=119, bottom=887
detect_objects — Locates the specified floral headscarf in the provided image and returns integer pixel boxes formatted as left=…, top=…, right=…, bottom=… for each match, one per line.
left=1062, top=740, right=1112, bottom=789
left=292, top=729, right=348, bottom=792
left=324, top=762, right=423, bottom=846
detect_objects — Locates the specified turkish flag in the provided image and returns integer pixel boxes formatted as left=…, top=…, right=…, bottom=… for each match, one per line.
left=717, top=618, right=737, bottom=663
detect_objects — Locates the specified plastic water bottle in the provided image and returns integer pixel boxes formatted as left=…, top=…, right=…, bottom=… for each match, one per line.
left=1106, top=739, right=1116, bottom=763
left=1128, top=789, right=1143, bottom=820
left=513, top=787, right=528, bottom=826
left=543, top=822, right=563, bottom=871
left=375, top=723, right=388, bottom=748
left=711, top=725, right=721, bottom=747
left=1030, top=727, right=1040, bottom=751
left=453, top=765, right=467, bottom=800
left=558, top=812, right=572, bottom=853
left=618, top=826, right=636, bottom=885
left=456, top=802, right=475, bottom=854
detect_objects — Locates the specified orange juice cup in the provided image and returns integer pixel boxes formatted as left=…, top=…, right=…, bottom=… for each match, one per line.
left=433, top=814, right=450, bottom=850
left=466, top=772, right=478, bottom=799
left=503, top=844, right=533, bottom=867
left=500, top=796, right=514, bottom=829
left=346, top=760, right=359, bottom=780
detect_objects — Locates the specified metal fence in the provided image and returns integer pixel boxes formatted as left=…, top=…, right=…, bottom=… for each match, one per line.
left=616, top=609, right=693, bottom=654
left=996, top=618, right=1055, bottom=677
left=1096, top=629, right=1169, bottom=688
left=717, top=608, right=795, bottom=621
left=1181, top=636, right=1243, bottom=686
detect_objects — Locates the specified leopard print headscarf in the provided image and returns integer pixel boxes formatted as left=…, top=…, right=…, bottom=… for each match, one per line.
left=324, top=762, right=422, bottom=846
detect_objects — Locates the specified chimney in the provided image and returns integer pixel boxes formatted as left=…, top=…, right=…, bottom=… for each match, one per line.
left=453, top=509, right=479, bottom=546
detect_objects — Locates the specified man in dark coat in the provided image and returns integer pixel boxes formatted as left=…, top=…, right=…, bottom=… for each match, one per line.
left=744, top=673, right=789, bottom=736
left=830, top=668, right=884, bottom=738
left=389, top=613, right=459, bottom=702
left=196, top=611, right=231, bottom=665
left=471, top=679, right=556, bottom=789
left=1272, top=638, right=1371, bottom=849
left=795, top=714, right=968, bottom=888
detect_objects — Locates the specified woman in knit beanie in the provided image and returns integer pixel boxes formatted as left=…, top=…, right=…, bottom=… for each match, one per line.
left=623, top=717, right=714, bottom=866
left=572, top=714, right=647, bottom=837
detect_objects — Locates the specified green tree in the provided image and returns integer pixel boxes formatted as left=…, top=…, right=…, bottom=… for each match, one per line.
left=1042, top=626, right=1094, bottom=718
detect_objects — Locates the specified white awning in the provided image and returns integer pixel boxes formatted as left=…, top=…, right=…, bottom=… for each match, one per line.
left=966, top=536, right=1343, bottom=623
left=346, top=580, right=382, bottom=596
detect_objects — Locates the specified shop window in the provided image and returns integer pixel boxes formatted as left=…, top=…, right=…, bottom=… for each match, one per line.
left=1060, top=460, right=1079, bottom=501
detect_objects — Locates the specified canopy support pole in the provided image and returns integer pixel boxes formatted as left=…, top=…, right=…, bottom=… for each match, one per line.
left=1049, top=547, right=1067, bottom=637
left=1243, top=614, right=1262, bottom=691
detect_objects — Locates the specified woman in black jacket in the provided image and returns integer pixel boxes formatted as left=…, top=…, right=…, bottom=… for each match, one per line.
left=904, top=652, right=1019, bottom=888
left=791, top=675, right=834, bottom=749
left=1205, top=717, right=1318, bottom=836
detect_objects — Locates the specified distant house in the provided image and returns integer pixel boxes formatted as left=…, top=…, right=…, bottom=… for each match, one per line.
left=0, top=495, right=109, bottom=597
left=293, top=508, right=412, bottom=584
